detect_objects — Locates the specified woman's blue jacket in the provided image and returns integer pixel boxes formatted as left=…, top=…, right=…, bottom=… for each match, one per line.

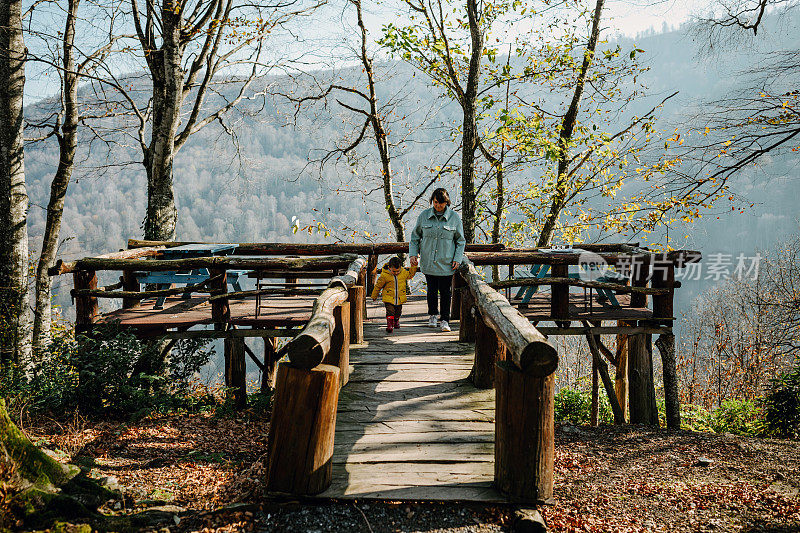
left=409, top=206, right=466, bottom=276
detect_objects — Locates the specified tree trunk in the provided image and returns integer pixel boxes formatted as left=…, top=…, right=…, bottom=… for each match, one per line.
left=536, top=0, right=605, bottom=247
left=460, top=0, right=483, bottom=244
left=0, top=0, right=30, bottom=368
left=143, top=2, right=183, bottom=241
left=33, top=0, right=80, bottom=352
left=354, top=0, right=405, bottom=243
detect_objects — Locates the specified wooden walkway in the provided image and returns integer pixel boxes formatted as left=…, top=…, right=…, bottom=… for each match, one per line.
left=320, top=296, right=504, bottom=502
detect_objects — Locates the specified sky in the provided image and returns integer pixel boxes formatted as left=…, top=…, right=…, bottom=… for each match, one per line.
left=22, top=0, right=714, bottom=103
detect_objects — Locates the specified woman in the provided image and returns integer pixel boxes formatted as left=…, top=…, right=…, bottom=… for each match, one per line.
left=409, top=188, right=466, bottom=332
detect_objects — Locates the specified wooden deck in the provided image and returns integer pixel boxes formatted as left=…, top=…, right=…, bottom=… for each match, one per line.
left=320, top=296, right=504, bottom=502
left=100, top=295, right=318, bottom=331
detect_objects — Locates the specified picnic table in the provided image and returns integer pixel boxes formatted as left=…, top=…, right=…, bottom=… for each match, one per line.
left=512, top=248, right=626, bottom=310
left=136, top=243, right=244, bottom=308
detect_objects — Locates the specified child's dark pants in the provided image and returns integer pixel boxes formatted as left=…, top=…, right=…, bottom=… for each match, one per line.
left=425, top=274, right=452, bottom=322
left=384, top=303, right=402, bottom=318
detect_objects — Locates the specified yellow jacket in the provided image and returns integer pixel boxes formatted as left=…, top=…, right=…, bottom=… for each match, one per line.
left=371, top=266, right=417, bottom=305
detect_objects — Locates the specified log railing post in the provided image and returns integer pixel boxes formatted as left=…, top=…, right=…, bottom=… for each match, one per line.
left=495, top=360, right=555, bottom=503
left=357, top=266, right=367, bottom=319
left=550, top=264, right=569, bottom=323
left=348, top=285, right=365, bottom=345
left=470, top=312, right=505, bottom=389
left=451, top=272, right=464, bottom=321
left=209, top=267, right=229, bottom=330
left=615, top=321, right=630, bottom=421
left=225, top=338, right=247, bottom=409
left=261, top=337, right=278, bottom=392
left=655, top=332, right=680, bottom=429
left=459, top=282, right=476, bottom=342
left=628, top=326, right=658, bottom=425
left=651, top=261, right=674, bottom=321
left=366, top=254, right=378, bottom=297
left=73, top=270, right=99, bottom=334
left=325, top=301, right=351, bottom=386
left=121, top=271, right=140, bottom=309
left=629, top=255, right=650, bottom=308
left=266, top=362, right=340, bottom=495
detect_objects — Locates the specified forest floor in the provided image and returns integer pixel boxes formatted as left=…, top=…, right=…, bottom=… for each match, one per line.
left=23, top=411, right=800, bottom=532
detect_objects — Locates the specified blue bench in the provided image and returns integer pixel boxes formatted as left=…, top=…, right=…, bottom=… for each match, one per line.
left=513, top=264, right=625, bottom=308
left=135, top=270, right=247, bottom=309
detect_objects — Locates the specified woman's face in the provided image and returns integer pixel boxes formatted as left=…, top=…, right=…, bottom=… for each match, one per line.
left=432, top=198, right=447, bottom=212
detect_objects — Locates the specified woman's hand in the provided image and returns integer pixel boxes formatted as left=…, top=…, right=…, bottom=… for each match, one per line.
left=410, top=256, right=418, bottom=267
left=451, top=261, right=459, bottom=270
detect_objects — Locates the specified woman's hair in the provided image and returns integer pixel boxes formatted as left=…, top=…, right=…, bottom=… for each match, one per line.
left=430, top=188, right=450, bottom=206
left=388, top=256, right=402, bottom=269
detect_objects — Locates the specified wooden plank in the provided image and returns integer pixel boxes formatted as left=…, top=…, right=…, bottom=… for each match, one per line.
left=334, top=431, right=493, bottom=446
left=351, top=355, right=474, bottom=364
left=332, top=442, right=494, bottom=463
left=329, top=462, right=494, bottom=476
left=348, top=367, right=472, bottom=382
left=335, top=420, right=495, bottom=434
left=336, top=409, right=494, bottom=424
left=318, top=483, right=503, bottom=502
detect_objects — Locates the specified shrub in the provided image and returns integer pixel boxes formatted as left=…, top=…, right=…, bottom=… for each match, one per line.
left=710, top=399, right=762, bottom=436
left=554, top=387, right=613, bottom=425
left=761, top=357, right=800, bottom=440
left=555, top=388, right=589, bottom=424
left=1, top=322, right=216, bottom=419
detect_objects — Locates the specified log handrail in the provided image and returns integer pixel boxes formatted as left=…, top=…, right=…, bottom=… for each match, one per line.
left=467, top=250, right=700, bottom=266
left=282, top=257, right=367, bottom=369
left=49, top=254, right=358, bottom=275
left=49, top=246, right=166, bottom=276
left=459, top=259, right=558, bottom=376
left=126, top=239, right=505, bottom=255
left=489, top=277, right=681, bottom=294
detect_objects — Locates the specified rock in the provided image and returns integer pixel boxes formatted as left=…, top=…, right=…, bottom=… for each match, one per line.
left=513, top=509, right=547, bottom=533
left=99, top=476, right=119, bottom=491
left=696, top=457, right=713, bottom=467
left=147, top=505, right=187, bottom=514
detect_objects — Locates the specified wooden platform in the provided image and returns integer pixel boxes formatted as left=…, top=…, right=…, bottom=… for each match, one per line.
left=100, top=295, right=318, bottom=331
left=319, top=296, right=504, bottom=502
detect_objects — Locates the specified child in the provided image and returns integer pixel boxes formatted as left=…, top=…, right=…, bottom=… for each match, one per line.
left=371, top=256, right=417, bottom=333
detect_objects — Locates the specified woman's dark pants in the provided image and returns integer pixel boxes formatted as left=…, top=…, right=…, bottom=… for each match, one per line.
left=425, top=274, right=453, bottom=322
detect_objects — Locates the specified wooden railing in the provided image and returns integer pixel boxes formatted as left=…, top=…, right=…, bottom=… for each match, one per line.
left=459, top=258, right=558, bottom=504
left=264, top=257, right=366, bottom=496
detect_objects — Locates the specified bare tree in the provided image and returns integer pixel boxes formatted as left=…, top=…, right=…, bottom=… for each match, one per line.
left=535, top=0, right=604, bottom=247
left=29, top=0, right=81, bottom=351
left=679, top=0, right=800, bottom=192
left=381, top=0, right=488, bottom=242
left=283, top=0, right=455, bottom=243
left=0, top=0, right=30, bottom=367
left=116, top=0, right=318, bottom=240
left=679, top=234, right=800, bottom=407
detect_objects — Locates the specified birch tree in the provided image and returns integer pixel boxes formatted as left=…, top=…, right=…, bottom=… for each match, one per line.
left=0, top=0, right=30, bottom=367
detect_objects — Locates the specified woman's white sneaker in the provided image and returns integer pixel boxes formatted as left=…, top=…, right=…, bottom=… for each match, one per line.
left=428, top=315, right=438, bottom=327
left=440, top=320, right=451, bottom=332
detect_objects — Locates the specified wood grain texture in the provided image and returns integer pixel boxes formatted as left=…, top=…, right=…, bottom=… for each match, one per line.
left=323, top=296, right=505, bottom=502
left=494, top=360, right=555, bottom=504
left=266, top=363, right=340, bottom=495
left=459, top=261, right=557, bottom=376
